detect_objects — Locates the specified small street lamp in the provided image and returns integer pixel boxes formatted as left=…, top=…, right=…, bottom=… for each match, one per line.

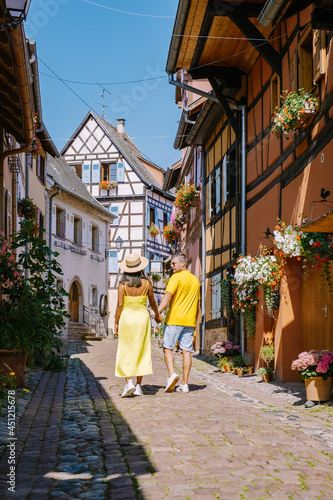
left=115, top=236, right=123, bottom=251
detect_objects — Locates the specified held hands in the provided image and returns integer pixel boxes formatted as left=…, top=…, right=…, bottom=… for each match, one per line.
left=154, top=314, right=163, bottom=324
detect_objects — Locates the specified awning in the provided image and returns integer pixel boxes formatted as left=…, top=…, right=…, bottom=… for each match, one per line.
left=301, top=209, right=333, bottom=233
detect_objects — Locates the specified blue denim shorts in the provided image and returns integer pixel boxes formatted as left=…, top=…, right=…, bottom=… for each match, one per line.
left=162, top=325, right=195, bottom=352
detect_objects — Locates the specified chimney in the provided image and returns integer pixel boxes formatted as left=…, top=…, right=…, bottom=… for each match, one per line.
left=116, top=118, right=125, bottom=134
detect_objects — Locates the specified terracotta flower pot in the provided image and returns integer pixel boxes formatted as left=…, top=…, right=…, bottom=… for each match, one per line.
left=247, top=366, right=254, bottom=375
left=237, top=368, right=244, bottom=377
left=225, top=363, right=231, bottom=373
left=305, top=377, right=333, bottom=402
left=0, top=350, right=27, bottom=387
left=262, top=372, right=271, bottom=383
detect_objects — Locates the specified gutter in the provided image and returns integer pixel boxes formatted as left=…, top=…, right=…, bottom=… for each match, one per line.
left=258, top=0, right=290, bottom=27
left=165, top=0, right=191, bottom=74
left=0, top=25, right=33, bottom=229
left=200, top=149, right=206, bottom=355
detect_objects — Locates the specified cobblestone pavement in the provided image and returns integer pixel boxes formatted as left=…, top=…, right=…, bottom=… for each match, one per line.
left=1, top=339, right=333, bottom=499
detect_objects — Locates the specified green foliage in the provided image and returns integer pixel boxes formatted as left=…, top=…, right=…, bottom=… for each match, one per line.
left=244, top=309, right=256, bottom=338
left=220, top=278, right=231, bottom=315
left=257, top=366, right=273, bottom=377
left=272, top=89, right=317, bottom=139
left=260, top=345, right=275, bottom=365
left=229, top=355, right=245, bottom=369
left=0, top=218, right=69, bottom=369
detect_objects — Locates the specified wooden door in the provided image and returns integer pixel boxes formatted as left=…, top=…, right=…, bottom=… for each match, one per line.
left=301, top=266, right=333, bottom=351
left=69, top=282, right=79, bottom=322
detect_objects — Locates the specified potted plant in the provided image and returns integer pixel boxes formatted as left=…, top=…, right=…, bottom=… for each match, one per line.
left=99, top=180, right=117, bottom=191
left=291, top=350, right=333, bottom=402
left=217, top=356, right=229, bottom=372
left=257, top=366, right=274, bottom=382
left=272, top=89, right=317, bottom=139
left=30, top=113, right=42, bottom=158
left=149, top=223, right=160, bottom=237
left=174, top=182, right=199, bottom=210
left=258, top=344, right=275, bottom=382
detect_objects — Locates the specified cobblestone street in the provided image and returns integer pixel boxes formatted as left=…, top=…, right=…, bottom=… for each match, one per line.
left=1, top=339, right=333, bottom=499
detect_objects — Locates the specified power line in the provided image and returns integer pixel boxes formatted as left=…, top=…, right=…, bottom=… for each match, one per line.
left=39, top=71, right=167, bottom=86
left=82, top=0, right=174, bottom=18
left=37, top=57, right=99, bottom=114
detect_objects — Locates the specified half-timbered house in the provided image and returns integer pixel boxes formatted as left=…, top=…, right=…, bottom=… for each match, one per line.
left=167, top=0, right=333, bottom=380
left=61, top=111, right=175, bottom=330
left=46, top=153, right=114, bottom=340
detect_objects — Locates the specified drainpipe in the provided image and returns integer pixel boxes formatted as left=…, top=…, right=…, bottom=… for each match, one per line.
left=0, top=26, right=34, bottom=230
left=200, top=149, right=206, bottom=355
left=240, top=104, right=247, bottom=354
left=49, top=187, right=61, bottom=257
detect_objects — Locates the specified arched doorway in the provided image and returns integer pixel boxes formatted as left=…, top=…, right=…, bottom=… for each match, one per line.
left=69, top=282, right=80, bottom=322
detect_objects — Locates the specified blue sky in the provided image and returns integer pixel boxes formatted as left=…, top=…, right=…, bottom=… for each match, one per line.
left=25, top=0, right=181, bottom=169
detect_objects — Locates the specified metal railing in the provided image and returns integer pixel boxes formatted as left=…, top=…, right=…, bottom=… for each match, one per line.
left=83, top=305, right=103, bottom=337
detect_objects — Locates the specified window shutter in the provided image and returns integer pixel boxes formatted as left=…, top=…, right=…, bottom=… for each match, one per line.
left=313, top=30, right=327, bottom=83
left=222, top=155, right=228, bottom=206
left=108, top=251, right=118, bottom=273
left=77, top=219, right=82, bottom=245
left=92, top=162, right=100, bottom=183
left=167, top=213, right=171, bottom=224
left=60, top=210, right=66, bottom=238
left=82, top=163, right=91, bottom=183
left=154, top=209, right=159, bottom=227
left=147, top=207, right=150, bottom=227
left=290, top=50, right=298, bottom=92
left=110, top=206, right=119, bottom=226
left=117, top=161, right=125, bottom=182
left=215, top=167, right=221, bottom=214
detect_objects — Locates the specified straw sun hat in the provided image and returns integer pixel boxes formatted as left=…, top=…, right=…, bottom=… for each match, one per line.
left=119, top=253, right=149, bottom=273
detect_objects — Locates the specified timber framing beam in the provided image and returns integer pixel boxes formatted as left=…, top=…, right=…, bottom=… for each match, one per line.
left=209, top=0, right=282, bottom=76
left=209, top=77, right=241, bottom=139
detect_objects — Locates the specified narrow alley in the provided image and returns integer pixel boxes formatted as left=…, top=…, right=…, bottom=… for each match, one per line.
left=1, top=340, right=333, bottom=499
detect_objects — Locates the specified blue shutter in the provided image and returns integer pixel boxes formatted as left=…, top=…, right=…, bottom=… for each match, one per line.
left=117, top=162, right=125, bottom=182
left=154, top=209, right=159, bottom=226
left=82, top=163, right=90, bottom=183
left=110, top=206, right=119, bottom=226
left=147, top=207, right=150, bottom=227
left=108, top=251, right=118, bottom=273
left=92, top=163, right=100, bottom=183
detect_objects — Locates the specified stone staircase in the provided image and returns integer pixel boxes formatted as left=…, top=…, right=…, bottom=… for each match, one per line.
left=67, top=322, right=104, bottom=341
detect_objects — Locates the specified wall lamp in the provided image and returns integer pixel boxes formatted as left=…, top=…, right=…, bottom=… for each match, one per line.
left=1, top=0, right=31, bottom=29
left=115, top=236, right=123, bottom=251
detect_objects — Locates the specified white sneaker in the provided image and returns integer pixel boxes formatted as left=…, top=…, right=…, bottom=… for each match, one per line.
left=121, top=380, right=135, bottom=398
left=165, top=373, right=180, bottom=392
left=133, top=384, right=143, bottom=396
left=176, top=384, right=189, bottom=393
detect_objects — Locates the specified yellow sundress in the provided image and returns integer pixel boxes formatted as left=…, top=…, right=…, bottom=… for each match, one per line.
left=115, top=281, right=153, bottom=378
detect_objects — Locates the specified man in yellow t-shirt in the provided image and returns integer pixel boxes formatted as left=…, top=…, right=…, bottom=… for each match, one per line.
left=158, top=253, right=200, bottom=393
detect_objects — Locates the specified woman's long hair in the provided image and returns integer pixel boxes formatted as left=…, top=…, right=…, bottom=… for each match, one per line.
left=119, top=270, right=148, bottom=288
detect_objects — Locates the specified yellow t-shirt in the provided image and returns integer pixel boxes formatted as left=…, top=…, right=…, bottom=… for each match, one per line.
left=165, top=270, right=200, bottom=327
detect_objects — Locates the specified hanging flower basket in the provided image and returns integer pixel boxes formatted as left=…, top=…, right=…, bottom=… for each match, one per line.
left=17, top=197, right=38, bottom=220
left=30, top=113, right=42, bottom=158
left=272, top=89, right=317, bottom=139
left=174, top=183, right=199, bottom=210
left=163, top=223, right=177, bottom=244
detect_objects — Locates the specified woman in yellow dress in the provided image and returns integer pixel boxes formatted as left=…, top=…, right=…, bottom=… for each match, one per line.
left=114, top=254, right=161, bottom=397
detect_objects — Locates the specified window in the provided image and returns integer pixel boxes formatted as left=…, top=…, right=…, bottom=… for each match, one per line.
left=110, top=163, right=117, bottom=181
left=110, top=206, right=119, bottom=226
left=37, top=209, right=44, bottom=239
left=92, top=225, right=99, bottom=252
left=313, top=30, right=327, bottom=83
left=149, top=207, right=155, bottom=226
left=299, top=26, right=313, bottom=93
left=194, top=146, right=202, bottom=187
left=91, top=286, right=98, bottom=306
left=102, top=164, right=109, bottom=181
left=37, top=155, right=46, bottom=183
left=74, top=217, right=82, bottom=245
left=222, top=155, right=228, bottom=206
left=108, top=251, right=118, bottom=273
left=163, top=212, right=168, bottom=228
left=211, top=273, right=221, bottom=320
left=271, top=73, right=280, bottom=116
left=227, top=150, right=236, bottom=200
left=56, top=207, right=66, bottom=238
